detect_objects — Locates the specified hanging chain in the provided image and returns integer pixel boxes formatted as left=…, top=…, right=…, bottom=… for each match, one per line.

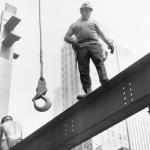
left=39, top=0, right=43, bottom=78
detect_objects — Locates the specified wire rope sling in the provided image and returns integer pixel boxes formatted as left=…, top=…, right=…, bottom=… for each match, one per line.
left=32, top=0, right=52, bottom=112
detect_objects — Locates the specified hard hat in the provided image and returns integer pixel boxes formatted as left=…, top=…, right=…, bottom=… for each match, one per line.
left=80, top=2, right=93, bottom=11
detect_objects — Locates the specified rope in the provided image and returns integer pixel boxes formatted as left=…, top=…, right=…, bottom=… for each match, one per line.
left=38, top=0, right=43, bottom=78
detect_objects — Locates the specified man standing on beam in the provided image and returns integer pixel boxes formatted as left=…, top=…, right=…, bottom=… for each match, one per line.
left=64, top=2, right=115, bottom=100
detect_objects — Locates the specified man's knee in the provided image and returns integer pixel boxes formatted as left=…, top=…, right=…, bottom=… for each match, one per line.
left=94, top=57, right=104, bottom=67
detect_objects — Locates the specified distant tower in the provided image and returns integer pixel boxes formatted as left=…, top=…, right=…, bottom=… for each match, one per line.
left=53, top=86, right=63, bottom=117
left=0, top=3, right=20, bottom=119
left=61, top=42, right=83, bottom=110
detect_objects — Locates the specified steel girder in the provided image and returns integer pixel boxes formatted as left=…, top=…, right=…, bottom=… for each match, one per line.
left=12, top=53, right=150, bottom=150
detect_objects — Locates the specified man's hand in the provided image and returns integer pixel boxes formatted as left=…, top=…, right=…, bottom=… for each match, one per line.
left=103, top=50, right=108, bottom=62
left=71, top=41, right=80, bottom=53
left=108, top=43, right=114, bottom=54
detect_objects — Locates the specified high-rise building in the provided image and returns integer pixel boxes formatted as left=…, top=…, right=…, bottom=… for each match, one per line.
left=53, top=86, right=63, bottom=117
left=0, top=3, right=20, bottom=120
left=61, top=43, right=83, bottom=110
left=126, top=108, right=150, bottom=150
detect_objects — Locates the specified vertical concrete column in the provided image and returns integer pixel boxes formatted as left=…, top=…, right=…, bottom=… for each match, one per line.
left=0, top=3, right=20, bottom=119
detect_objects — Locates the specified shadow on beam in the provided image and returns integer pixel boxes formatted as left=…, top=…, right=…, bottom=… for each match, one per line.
left=12, top=53, right=150, bottom=150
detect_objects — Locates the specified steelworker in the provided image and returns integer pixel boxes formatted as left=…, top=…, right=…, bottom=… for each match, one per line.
left=0, top=116, right=22, bottom=150
left=64, top=2, right=114, bottom=100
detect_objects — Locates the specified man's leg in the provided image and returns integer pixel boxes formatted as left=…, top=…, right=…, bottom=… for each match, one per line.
left=76, top=47, right=92, bottom=100
left=89, top=43, right=108, bottom=85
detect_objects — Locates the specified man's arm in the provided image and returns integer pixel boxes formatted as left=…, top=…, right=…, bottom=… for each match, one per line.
left=95, top=22, right=114, bottom=54
left=0, top=126, right=3, bottom=143
left=64, top=24, right=80, bottom=52
left=64, top=24, right=76, bottom=44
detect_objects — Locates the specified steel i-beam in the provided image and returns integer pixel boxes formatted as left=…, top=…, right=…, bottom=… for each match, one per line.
left=12, top=53, right=150, bottom=150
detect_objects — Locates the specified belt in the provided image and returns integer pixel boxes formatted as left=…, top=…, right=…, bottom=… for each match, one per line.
left=78, top=39, right=98, bottom=44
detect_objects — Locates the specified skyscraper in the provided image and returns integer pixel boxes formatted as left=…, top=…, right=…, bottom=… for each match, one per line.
left=126, top=108, right=150, bottom=150
left=60, top=42, right=83, bottom=110
left=53, top=86, right=62, bottom=117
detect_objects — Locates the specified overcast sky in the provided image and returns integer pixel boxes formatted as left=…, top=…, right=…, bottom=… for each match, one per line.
left=0, top=0, right=150, bottom=137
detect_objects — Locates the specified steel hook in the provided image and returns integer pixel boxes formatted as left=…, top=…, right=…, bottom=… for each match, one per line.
left=32, top=77, right=52, bottom=112
left=32, top=95, right=52, bottom=112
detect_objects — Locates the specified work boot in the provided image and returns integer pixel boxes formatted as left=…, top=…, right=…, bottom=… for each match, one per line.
left=101, top=78, right=108, bottom=86
left=77, top=87, right=92, bottom=101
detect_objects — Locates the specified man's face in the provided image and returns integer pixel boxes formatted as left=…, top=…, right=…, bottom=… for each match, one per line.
left=80, top=7, right=92, bottom=20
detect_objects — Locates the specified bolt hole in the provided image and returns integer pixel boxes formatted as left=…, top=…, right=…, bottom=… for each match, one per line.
left=122, top=87, right=125, bottom=90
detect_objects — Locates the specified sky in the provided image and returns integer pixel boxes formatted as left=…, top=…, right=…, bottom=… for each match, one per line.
left=0, top=0, right=150, bottom=137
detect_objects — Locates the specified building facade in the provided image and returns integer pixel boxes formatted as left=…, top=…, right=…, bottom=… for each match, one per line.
left=53, top=86, right=63, bottom=117
left=61, top=43, right=82, bottom=110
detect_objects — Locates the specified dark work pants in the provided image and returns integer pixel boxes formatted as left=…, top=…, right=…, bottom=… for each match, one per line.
left=76, top=43, right=108, bottom=93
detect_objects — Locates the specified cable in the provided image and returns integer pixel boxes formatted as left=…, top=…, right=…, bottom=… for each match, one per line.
left=39, top=0, right=43, bottom=78
left=32, top=0, right=52, bottom=112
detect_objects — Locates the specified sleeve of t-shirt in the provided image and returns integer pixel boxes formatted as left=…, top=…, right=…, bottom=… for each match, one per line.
left=64, top=23, right=76, bottom=43
left=65, top=23, right=75, bottom=37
